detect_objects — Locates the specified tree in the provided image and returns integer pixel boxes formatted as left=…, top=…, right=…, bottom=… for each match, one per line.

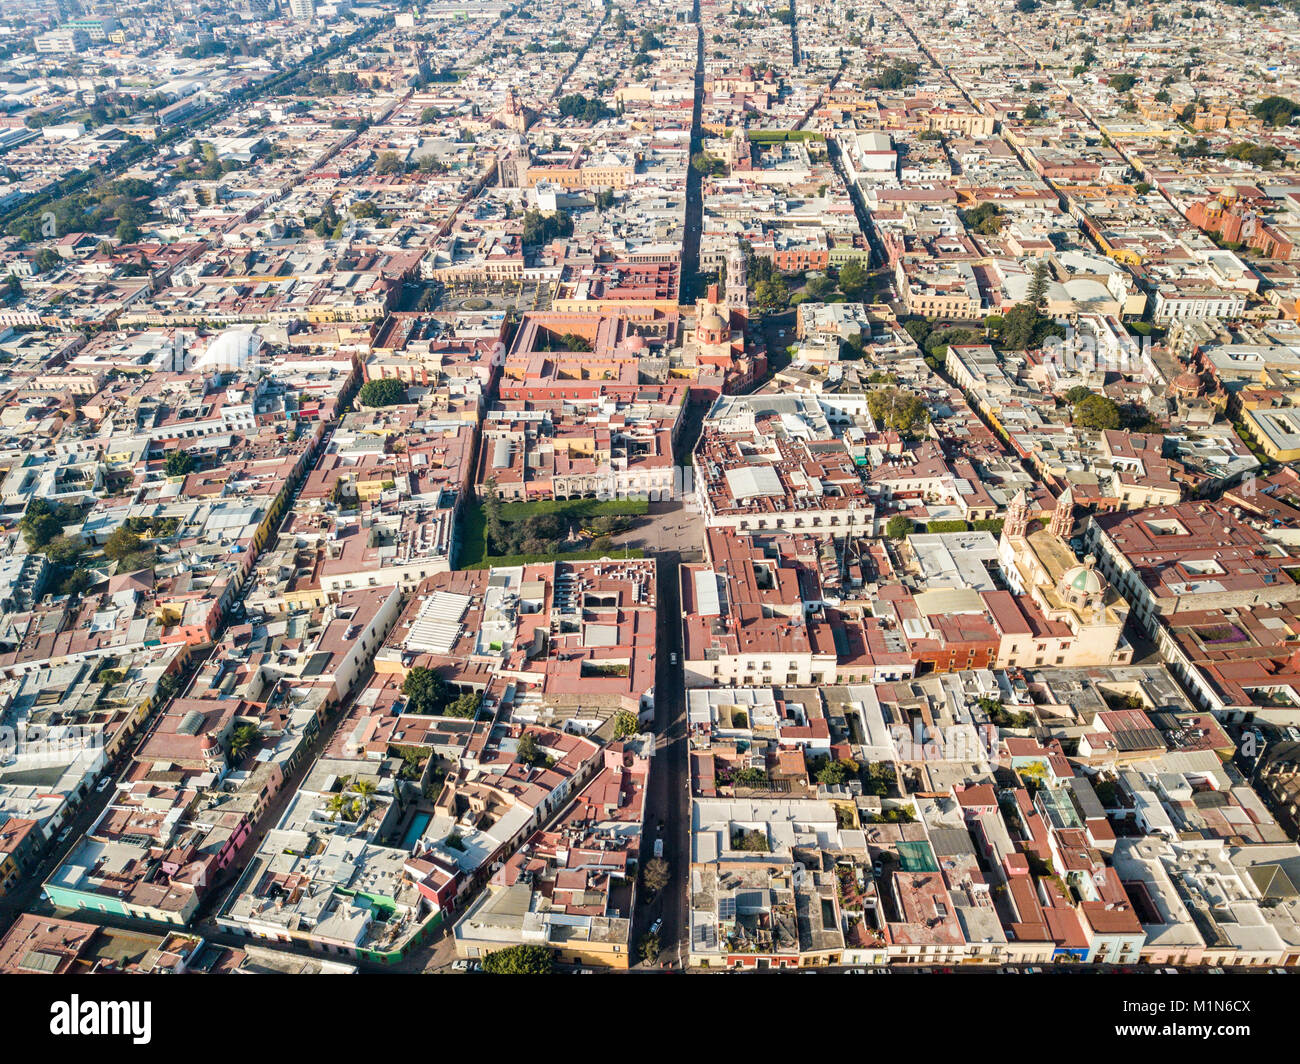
left=862, top=762, right=894, bottom=798
left=839, top=333, right=867, bottom=361
left=643, top=857, right=671, bottom=893
left=45, top=534, right=84, bottom=567
left=60, top=568, right=94, bottom=598
left=481, top=945, right=554, bottom=974
left=963, top=202, right=1005, bottom=236
left=998, top=302, right=1064, bottom=351
left=867, top=388, right=929, bottom=438
left=520, top=208, right=573, bottom=247
left=165, top=451, right=195, bottom=477
left=553, top=332, right=592, bottom=353
left=886, top=515, right=914, bottom=539
left=1026, top=259, right=1051, bottom=309
left=482, top=477, right=506, bottom=552
left=1073, top=393, right=1121, bottom=431
left=229, top=723, right=260, bottom=759
left=325, top=793, right=352, bottom=822
left=838, top=259, right=869, bottom=301
left=1063, top=385, right=1093, bottom=405
left=103, top=526, right=143, bottom=563
left=816, top=757, right=860, bottom=786
left=517, top=730, right=543, bottom=766
left=732, top=829, right=770, bottom=851
left=639, top=932, right=660, bottom=965
left=155, top=671, right=183, bottom=706
left=753, top=276, right=789, bottom=311
left=402, top=666, right=449, bottom=715
left=867, top=61, right=920, bottom=90
left=444, top=691, right=481, bottom=719
left=612, top=710, right=639, bottom=739
left=20, top=499, right=63, bottom=551
left=691, top=151, right=725, bottom=176
left=374, top=150, right=403, bottom=174
left=804, top=274, right=837, bottom=302
left=1252, top=95, right=1300, bottom=128
left=357, top=377, right=407, bottom=407
left=1224, top=142, right=1285, bottom=170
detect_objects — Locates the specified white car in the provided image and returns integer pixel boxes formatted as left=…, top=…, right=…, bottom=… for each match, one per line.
left=669, top=652, right=677, bottom=666
left=97, top=777, right=114, bottom=793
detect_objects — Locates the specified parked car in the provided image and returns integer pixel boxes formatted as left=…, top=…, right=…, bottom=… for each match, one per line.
left=55, top=828, right=71, bottom=845
left=669, top=652, right=677, bottom=666
left=97, top=777, right=114, bottom=793
left=650, top=917, right=663, bottom=935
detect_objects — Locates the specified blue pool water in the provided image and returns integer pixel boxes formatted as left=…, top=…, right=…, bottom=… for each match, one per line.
left=401, top=812, right=432, bottom=851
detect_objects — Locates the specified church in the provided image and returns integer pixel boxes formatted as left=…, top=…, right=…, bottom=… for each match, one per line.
left=678, top=244, right=765, bottom=391
left=995, top=486, right=1134, bottom=668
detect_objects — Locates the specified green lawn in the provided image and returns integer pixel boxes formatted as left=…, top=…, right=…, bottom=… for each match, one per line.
left=456, top=497, right=650, bottom=569
left=746, top=129, right=826, bottom=143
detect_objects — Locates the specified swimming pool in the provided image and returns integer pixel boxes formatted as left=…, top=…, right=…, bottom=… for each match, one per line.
left=401, top=812, right=432, bottom=851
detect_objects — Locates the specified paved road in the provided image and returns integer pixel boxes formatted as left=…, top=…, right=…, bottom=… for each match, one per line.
left=680, top=0, right=705, bottom=297
left=627, top=399, right=710, bottom=969
left=634, top=547, right=690, bottom=969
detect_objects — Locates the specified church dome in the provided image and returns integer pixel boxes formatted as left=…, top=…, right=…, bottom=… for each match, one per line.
left=1061, top=562, right=1105, bottom=596
left=700, top=311, right=726, bottom=334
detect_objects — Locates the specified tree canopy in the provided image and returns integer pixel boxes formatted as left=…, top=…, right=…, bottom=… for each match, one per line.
left=165, top=451, right=195, bottom=477
left=1252, top=95, right=1300, bottom=127
left=520, top=208, right=574, bottom=247
left=837, top=259, right=870, bottom=301
left=481, top=945, right=554, bottom=974
left=1073, top=393, right=1121, bottom=431
left=358, top=377, right=407, bottom=408
left=885, top=515, right=915, bottom=539
left=402, top=666, right=450, bottom=715
left=867, top=388, right=929, bottom=439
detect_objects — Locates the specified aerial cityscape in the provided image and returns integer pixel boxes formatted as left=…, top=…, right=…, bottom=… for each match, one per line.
left=0, top=0, right=1298, bottom=998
